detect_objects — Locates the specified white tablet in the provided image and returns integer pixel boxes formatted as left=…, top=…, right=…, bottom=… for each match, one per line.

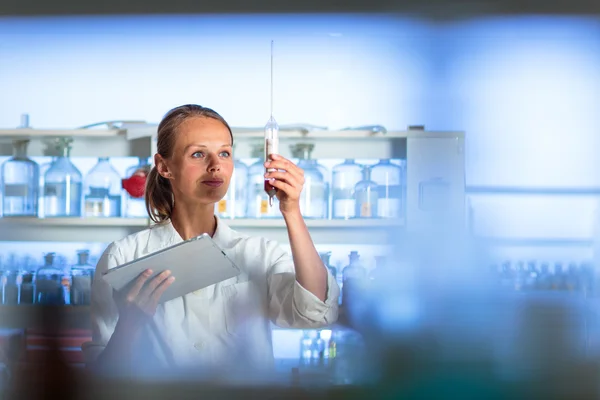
left=102, top=233, right=241, bottom=303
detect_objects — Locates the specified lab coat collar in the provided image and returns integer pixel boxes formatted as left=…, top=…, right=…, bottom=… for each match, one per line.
left=145, top=215, right=235, bottom=253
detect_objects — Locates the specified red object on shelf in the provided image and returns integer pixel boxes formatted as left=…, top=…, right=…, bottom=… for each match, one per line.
left=122, top=174, right=147, bottom=198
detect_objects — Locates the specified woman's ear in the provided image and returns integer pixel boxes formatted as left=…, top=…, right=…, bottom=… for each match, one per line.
left=154, top=154, right=172, bottom=179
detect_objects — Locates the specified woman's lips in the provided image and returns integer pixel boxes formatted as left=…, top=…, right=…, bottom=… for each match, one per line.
left=202, top=180, right=224, bottom=187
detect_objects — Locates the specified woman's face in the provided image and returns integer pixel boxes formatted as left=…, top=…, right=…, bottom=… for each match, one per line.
left=159, top=116, right=234, bottom=206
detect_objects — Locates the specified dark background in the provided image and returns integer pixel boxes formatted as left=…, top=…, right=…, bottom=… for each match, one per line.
left=1, top=0, right=599, bottom=18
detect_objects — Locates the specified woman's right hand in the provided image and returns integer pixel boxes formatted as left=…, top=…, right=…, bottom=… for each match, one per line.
left=114, top=269, right=175, bottom=328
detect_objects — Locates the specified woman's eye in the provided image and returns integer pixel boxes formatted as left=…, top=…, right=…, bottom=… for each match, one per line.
left=192, top=151, right=204, bottom=158
left=220, top=151, right=231, bottom=157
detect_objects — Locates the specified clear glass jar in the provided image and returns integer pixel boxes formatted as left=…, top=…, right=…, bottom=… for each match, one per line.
left=1, top=140, right=39, bottom=217
left=43, top=140, right=82, bottom=217
left=332, top=159, right=362, bottom=219
left=215, top=159, right=248, bottom=219
left=291, top=144, right=328, bottom=219
left=123, top=157, right=151, bottom=218
left=83, top=157, right=122, bottom=217
left=354, top=166, right=378, bottom=218
left=370, top=159, right=403, bottom=219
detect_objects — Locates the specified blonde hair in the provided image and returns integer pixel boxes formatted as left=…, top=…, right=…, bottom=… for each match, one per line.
left=145, top=104, right=233, bottom=223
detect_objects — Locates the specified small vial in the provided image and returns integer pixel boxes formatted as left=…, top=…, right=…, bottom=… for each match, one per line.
left=264, top=116, right=279, bottom=206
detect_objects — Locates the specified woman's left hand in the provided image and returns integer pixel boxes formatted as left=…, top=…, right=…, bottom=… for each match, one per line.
left=264, top=154, right=304, bottom=215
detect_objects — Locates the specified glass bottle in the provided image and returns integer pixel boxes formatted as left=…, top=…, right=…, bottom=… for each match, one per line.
left=70, top=250, right=95, bottom=306
left=83, top=158, right=122, bottom=217
left=38, top=157, right=56, bottom=218
left=332, top=159, right=362, bottom=219
left=1, top=140, right=39, bottom=217
left=319, top=251, right=337, bottom=280
left=290, top=144, right=328, bottom=219
left=299, top=330, right=313, bottom=366
left=247, top=144, right=280, bottom=219
left=0, top=254, right=19, bottom=305
left=311, top=330, right=326, bottom=366
left=370, top=159, right=403, bottom=219
left=354, top=166, right=379, bottom=218
left=123, top=157, right=151, bottom=218
left=19, top=255, right=36, bottom=304
left=342, top=251, right=367, bottom=309
left=216, top=158, right=248, bottom=219
left=43, top=139, right=82, bottom=217
left=35, top=253, right=66, bottom=305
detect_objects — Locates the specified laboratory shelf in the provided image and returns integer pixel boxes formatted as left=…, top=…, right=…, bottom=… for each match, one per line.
left=466, top=186, right=600, bottom=196
left=226, top=218, right=404, bottom=245
left=0, top=217, right=149, bottom=243
left=0, top=128, right=121, bottom=139
left=0, top=217, right=402, bottom=245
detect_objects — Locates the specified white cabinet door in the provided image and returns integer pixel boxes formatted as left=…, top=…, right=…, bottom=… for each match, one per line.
left=406, top=132, right=465, bottom=232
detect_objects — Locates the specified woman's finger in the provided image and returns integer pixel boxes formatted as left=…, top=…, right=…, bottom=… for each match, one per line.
left=265, top=171, right=302, bottom=189
left=150, top=275, right=176, bottom=304
left=268, top=178, right=297, bottom=198
left=139, top=270, right=171, bottom=301
left=265, top=156, right=304, bottom=181
left=126, top=269, right=153, bottom=303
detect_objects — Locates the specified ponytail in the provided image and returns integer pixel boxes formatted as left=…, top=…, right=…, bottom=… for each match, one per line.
left=145, top=166, right=174, bottom=224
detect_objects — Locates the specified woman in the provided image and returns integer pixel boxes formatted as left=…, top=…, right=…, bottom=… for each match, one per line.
left=82, top=104, right=339, bottom=376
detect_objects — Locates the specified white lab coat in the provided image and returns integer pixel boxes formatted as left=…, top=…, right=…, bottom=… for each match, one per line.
left=82, top=216, right=339, bottom=374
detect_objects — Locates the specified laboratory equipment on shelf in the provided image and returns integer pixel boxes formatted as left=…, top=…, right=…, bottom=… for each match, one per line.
left=299, top=331, right=313, bottom=366
left=290, top=144, right=328, bottom=219
left=248, top=144, right=281, bottom=219
left=370, top=159, right=404, bottom=219
left=38, top=157, right=56, bottom=218
left=342, top=251, right=367, bottom=308
left=310, top=330, right=326, bottom=366
left=122, top=157, right=151, bottom=218
left=0, top=140, right=39, bottom=217
left=331, top=159, right=363, bottom=219
left=83, top=158, right=122, bottom=217
left=0, top=255, right=18, bottom=305
left=70, top=250, right=95, bottom=306
left=43, top=139, right=82, bottom=217
left=354, top=166, right=379, bottom=218
left=216, top=158, right=248, bottom=219
left=35, top=253, right=69, bottom=305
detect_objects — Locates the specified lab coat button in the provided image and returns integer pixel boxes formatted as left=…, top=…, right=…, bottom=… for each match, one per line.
left=194, top=342, right=204, bottom=350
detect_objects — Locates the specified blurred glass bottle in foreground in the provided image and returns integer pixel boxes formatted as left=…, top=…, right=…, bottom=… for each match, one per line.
left=332, top=159, right=362, bottom=219
left=84, top=158, right=122, bottom=217
left=43, top=139, right=82, bottom=217
left=1, top=140, right=39, bottom=217
left=122, top=157, right=151, bottom=218
left=290, top=144, right=328, bottom=219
